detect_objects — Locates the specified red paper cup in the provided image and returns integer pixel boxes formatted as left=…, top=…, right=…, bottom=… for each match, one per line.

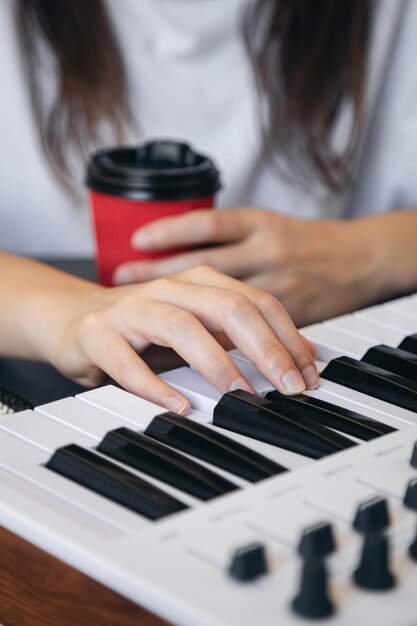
left=86, top=141, right=221, bottom=286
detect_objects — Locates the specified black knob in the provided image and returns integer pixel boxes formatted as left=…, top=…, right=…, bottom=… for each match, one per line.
left=353, top=534, right=396, bottom=590
left=403, top=478, right=417, bottom=561
left=404, top=478, right=417, bottom=511
left=292, top=559, right=334, bottom=619
left=228, top=542, right=268, bottom=581
left=292, top=522, right=336, bottom=619
left=298, top=521, right=336, bottom=560
left=410, top=442, right=417, bottom=469
left=353, top=497, right=390, bottom=534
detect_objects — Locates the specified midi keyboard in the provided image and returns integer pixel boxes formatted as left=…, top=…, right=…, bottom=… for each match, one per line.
left=2, top=295, right=417, bottom=625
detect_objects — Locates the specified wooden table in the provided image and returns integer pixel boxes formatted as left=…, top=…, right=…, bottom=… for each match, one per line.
left=0, top=527, right=170, bottom=626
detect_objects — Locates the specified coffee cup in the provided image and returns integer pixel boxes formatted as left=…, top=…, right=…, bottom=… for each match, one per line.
left=86, top=140, right=221, bottom=286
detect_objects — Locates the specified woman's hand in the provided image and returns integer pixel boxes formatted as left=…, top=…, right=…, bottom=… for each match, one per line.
left=114, top=207, right=414, bottom=325
left=0, top=256, right=319, bottom=414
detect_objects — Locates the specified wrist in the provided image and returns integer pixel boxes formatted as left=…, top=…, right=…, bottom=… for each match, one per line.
left=19, top=276, right=105, bottom=366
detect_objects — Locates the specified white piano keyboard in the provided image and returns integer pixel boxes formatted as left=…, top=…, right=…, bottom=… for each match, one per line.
left=2, top=294, right=417, bottom=625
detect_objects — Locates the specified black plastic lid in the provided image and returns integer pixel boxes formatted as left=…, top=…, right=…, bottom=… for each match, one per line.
left=86, top=140, right=221, bottom=201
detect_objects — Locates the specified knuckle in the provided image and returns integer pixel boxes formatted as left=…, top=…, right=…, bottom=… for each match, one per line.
left=205, top=354, right=237, bottom=389
left=259, top=341, right=289, bottom=368
left=262, top=242, right=289, bottom=268
left=187, top=264, right=217, bottom=279
left=111, top=357, right=135, bottom=383
left=149, top=276, right=173, bottom=292
left=220, top=293, right=252, bottom=318
left=78, top=366, right=106, bottom=388
left=164, top=309, right=194, bottom=335
left=77, top=311, right=105, bottom=341
left=287, top=335, right=312, bottom=362
left=256, top=292, right=284, bottom=317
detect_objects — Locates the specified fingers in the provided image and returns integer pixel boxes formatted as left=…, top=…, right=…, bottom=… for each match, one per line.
left=79, top=323, right=192, bottom=415
left=113, top=243, right=260, bottom=285
left=144, top=274, right=318, bottom=394
left=173, top=267, right=320, bottom=390
left=303, top=336, right=317, bottom=359
left=131, top=209, right=253, bottom=251
left=135, top=301, right=254, bottom=394
left=75, top=264, right=319, bottom=414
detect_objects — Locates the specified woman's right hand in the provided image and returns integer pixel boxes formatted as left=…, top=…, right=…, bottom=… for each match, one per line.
left=48, top=265, right=319, bottom=414
left=0, top=255, right=319, bottom=415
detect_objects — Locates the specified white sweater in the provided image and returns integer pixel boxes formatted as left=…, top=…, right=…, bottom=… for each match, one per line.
left=0, top=0, right=415, bottom=257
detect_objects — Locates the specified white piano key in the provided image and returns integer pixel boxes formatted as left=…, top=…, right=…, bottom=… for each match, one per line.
left=304, top=386, right=408, bottom=431
left=325, top=314, right=405, bottom=346
left=408, top=293, right=417, bottom=306
left=226, top=353, right=409, bottom=432
left=161, top=367, right=309, bottom=469
left=206, top=423, right=309, bottom=470
left=155, top=379, right=308, bottom=469
left=300, top=324, right=374, bottom=361
left=231, top=344, right=410, bottom=432
left=160, top=367, right=219, bottom=414
left=385, top=298, right=417, bottom=316
left=77, top=385, right=164, bottom=429
left=36, top=397, right=127, bottom=438
left=76, top=378, right=309, bottom=473
left=310, top=378, right=417, bottom=427
left=227, top=358, right=274, bottom=396
left=2, top=406, right=199, bottom=509
left=36, top=395, right=246, bottom=489
left=0, top=429, right=150, bottom=533
left=357, top=305, right=417, bottom=333
left=0, top=466, right=118, bottom=538
left=0, top=410, right=97, bottom=451
left=227, top=349, right=251, bottom=364
left=189, top=352, right=274, bottom=396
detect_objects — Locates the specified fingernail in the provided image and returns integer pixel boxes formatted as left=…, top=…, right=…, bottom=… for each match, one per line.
left=166, top=396, right=189, bottom=415
left=113, top=266, right=135, bottom=285
left=132, top=232, right=152, bottom=249
left=301, top=364, right=320, bottom=389
left=281, top=369, right=305, bottom=395
left=229, top=377, right=254, bottom=394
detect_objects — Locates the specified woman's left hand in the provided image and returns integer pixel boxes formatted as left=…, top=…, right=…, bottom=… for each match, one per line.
left=113, top=207, right=397, bottom=325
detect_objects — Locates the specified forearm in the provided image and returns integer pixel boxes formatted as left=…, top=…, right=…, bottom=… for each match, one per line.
left=0, top=253, right=101, bottom=362
left=361, top=208, right=417, bottom=300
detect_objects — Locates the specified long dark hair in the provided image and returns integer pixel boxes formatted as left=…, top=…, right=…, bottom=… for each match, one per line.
left=17, top=0, right=370, bottom=191
left=17, top=0, right=132, bottom=187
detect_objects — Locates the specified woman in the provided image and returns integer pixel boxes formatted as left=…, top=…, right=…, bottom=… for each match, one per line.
left=111, top=0, right=417, bottom=325
left=0, top=2, right=415, bottom=408
left=2, top=1, right=417, bottom=329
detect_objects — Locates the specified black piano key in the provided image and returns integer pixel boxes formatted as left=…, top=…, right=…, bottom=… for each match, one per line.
left=97, top=427, right=238, bottom=501
left=265, top=391, right=394, bottom=441
left=362, top=344, right=417, bottom=382
left=399, top=334, right=417, bottom=356
left=46, top=444, right=187, bottom=520
left=213, top=390, right=356, bottom=460
left=143, top=412, right=286, bottom=482
left=321, top=357, right=417, bottom=413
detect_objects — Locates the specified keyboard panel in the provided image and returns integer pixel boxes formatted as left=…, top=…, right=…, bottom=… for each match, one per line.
left=1, top=295, right=417, bottom=625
